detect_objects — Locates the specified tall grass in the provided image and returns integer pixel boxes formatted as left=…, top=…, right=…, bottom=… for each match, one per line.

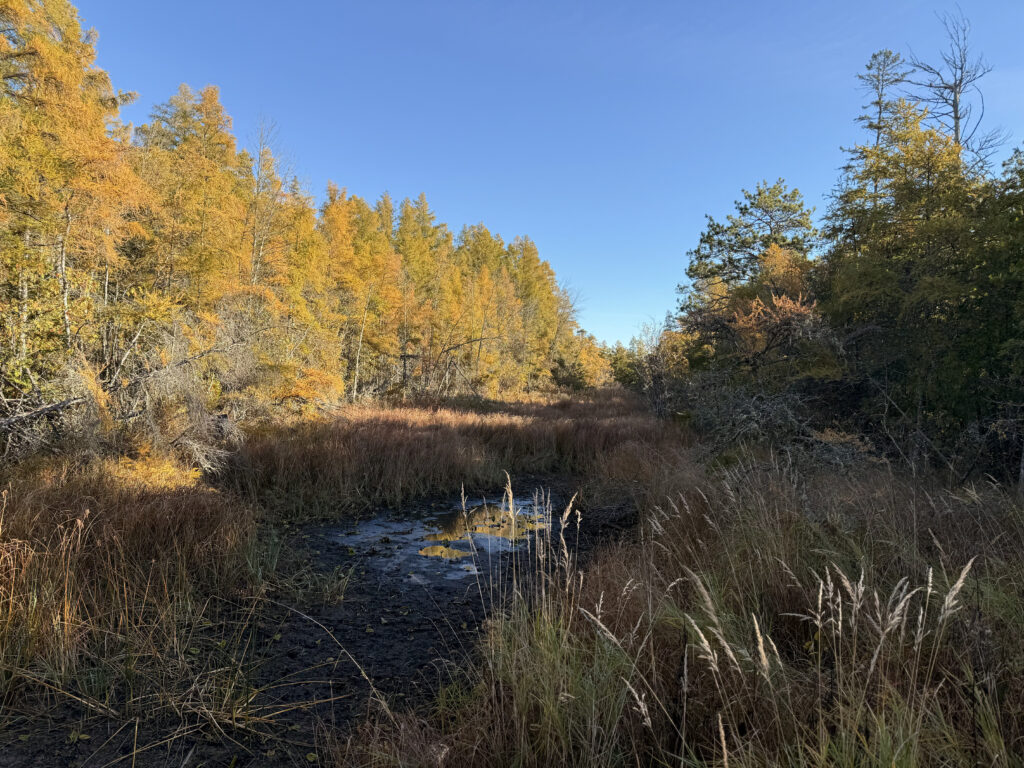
left=340, top=451, right=1024, bottom=766
left=227, top=391, right=669, bottom=518
left=0, top=452, right=271, bottom=734
left=0, top=390, right=667, bottom=745
left=10, top=390, right=1017, bottom=766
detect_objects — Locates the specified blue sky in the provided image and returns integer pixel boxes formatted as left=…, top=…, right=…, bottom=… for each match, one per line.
left=78, top=0, right=1024, bottom=345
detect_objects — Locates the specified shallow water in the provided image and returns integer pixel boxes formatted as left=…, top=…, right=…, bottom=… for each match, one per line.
left=325, top=496, right=550, bottom=582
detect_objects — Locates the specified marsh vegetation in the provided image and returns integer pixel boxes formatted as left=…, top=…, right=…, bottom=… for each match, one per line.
left=1, top=391, right=1021, bottom=766
left=0, top=393, right=665, bottom=764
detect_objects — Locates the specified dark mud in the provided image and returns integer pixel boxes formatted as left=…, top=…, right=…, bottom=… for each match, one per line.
left=0, top=477, right=635, bottom=767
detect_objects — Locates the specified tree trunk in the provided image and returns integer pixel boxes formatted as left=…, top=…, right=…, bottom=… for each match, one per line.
left=351, top=290, right=373, bottom=402
left=1018, top=435, right=1024, bottom=493
left=952, top=90, right=961, bottom=146
left=57, top=207, right=74, bottom=350
left=19, top=231, right=30, bottom=364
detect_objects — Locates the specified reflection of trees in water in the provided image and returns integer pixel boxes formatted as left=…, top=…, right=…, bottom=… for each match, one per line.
left=417, top=545, right=473, bottom=559
left=418, top=504, right=546, bottom=560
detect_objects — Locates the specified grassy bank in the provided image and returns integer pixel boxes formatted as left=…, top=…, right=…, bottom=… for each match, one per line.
left=0, top=453, right=264, bottom=733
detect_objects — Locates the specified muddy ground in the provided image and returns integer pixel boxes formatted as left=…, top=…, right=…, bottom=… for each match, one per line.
left=0, top=476, right=635, bottom=767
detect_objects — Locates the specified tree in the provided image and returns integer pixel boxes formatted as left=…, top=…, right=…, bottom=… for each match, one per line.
left=334, top=193, right=403, bottom=399
left=0, top=0, right=140, bottom=415
left=0, top=0, right=606, bottom=455
left=857, top=50, right=911, bottom=148
left=681, top=179, right=816, bottom=297
left=822, top=99, right=985, bottom=459
left=907, top=10, right=1006, bottom=167
left=135, top=84, right=242, bottom=308
left=508, top=236, right=562, bottom=387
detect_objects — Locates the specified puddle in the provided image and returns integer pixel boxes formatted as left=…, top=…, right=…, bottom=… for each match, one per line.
left=324, top=497, right=550, bottom=582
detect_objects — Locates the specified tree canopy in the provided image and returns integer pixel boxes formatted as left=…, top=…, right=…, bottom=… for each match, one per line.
left=0, top=0, right=608, bottom=459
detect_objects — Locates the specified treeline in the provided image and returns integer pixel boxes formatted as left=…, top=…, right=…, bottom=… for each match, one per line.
left=613, top=18, right=1024, bottom=482
left=0, top=0, right=608, bottom=460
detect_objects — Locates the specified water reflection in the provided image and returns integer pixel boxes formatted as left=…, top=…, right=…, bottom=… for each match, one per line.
left=419, top=503, right=547, bottom=560
left=417, top=544, right=473, bottom=559
left=326, top=497, right=550, bottom=581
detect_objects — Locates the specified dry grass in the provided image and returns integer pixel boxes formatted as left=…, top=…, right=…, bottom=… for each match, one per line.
left=227, top=390, right=670, bottom=518
left=0, top=451, right=269, bottom=735
left=338, top=448, right=1024, bottom=767
left=9, top=390, right=1018, bottom=766
left=0, top=389, right=669, bottom=749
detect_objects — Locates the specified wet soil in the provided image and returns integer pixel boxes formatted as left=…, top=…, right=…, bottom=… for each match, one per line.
left=0, top=476, right=635, bottom=767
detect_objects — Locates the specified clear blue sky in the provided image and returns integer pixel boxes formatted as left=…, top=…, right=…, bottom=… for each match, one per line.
left=78, top=0, right=1024, bottom=345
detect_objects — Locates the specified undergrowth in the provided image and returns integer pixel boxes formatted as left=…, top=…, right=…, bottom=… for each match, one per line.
left=0, top=390, right=664, bottom=754
left=6, top=390, right=1020, bottom=766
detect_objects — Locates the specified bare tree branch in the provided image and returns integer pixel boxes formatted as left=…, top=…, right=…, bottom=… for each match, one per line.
left=905, top=9, right=1007, bottom=168
left=0, top=398, right=85, bottom=431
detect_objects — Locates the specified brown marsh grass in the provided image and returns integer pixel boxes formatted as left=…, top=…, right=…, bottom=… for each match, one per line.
left=10, top=390, right=1016, bottom=766
left=0, top=390, right=669, bottom=748
left=337, top=450, right=1024, bottom=767
left=0, top=452, right=267, bottom=737
left=227, top=390, right=672, bottom=518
